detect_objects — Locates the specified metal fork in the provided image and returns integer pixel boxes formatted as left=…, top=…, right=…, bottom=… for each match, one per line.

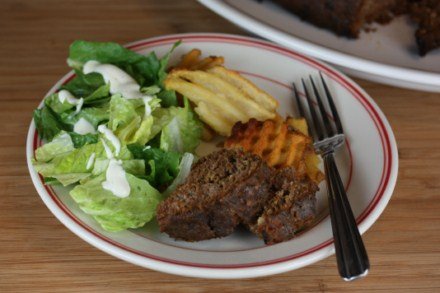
left=293, top=73, right=370, bottom=281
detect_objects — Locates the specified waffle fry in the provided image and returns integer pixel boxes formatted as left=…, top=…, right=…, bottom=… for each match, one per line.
left=175, top=49, right=225, bottom=71
left=225, top=117, right=324, bottom=183
left=165, top=67, right=278, bottom=136
left=207, top=66, right=278, bottom=112
left=165, top=49, right=279, bottom=136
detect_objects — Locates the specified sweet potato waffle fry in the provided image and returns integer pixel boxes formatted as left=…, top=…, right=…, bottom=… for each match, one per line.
left=225, top=117, right=324, bottom=183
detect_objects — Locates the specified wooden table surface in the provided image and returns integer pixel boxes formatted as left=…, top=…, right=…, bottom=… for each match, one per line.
left=1, top=0, right=439, bottom=292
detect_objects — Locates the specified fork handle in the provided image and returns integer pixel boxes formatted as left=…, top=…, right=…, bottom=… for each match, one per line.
left=323, top=152, right=370, bottom=281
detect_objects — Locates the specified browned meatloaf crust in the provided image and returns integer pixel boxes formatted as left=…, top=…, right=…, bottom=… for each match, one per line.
left=408, top=0, right=440, bottom=56
left=156, top=149, right=274, bottom=241
left=250, top=167, right=318, bottom=244
left=270, top=0, right=440, bottom=55
left=270, top=0, right=398, bottom=38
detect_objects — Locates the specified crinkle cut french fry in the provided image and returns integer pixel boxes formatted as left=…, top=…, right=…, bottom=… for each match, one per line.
left=195, top=102, right=234, bottom=136
left=166, top=50, right=279, bottom=137
left=190, top=56, right=225, bottom=70
left=207, top=66, right=279, bottom=112
left=170, top=69, right=275, bottom=121
left=164, top=76, right=247, bottom=122
left=177, top=49, right=225, bottom=71
left=178, top=49, right=201, bottom=69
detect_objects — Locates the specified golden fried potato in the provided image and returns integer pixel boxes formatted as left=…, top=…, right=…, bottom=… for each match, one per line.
left=287, top=117, right=309, bottom=136
left=194, top=101, right=234, bottom=137
left=304, top=147, right=325, bottom=183
left=286, top=117, right=324, bottom=182
left=176, top=49, right=224, bottom=70
left=207, top=66, right=278, bottom=112
left=191, top=56, right=225, bottom=70
left=225, top=117, right=324, bottom=183
left=164, top=75, right=247, bottom=122
left=165, top=67, right=278, bottom=136
left=178, top=49, right=201, bottom=69
left=170, top=69, right=274, bottom=120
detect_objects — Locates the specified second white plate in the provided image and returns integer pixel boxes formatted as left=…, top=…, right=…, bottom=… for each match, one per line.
left=199, top=0, right=440, bottom=92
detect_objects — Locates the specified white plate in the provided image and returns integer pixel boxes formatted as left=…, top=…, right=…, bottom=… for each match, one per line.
left=198, top=0, right=440, bottom=92
left=27, top=33, right=398, bottom=279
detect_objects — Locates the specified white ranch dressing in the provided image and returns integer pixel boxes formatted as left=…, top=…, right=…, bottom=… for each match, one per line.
left=100, top=138, right=113, bottom=159
left=102, top=159, right=130, bottom=198
left=142, top=95, right=154, bottom=117
left=73, top=117, right=96, bottom=135
left=86, top=152, right=96, bottom=170
left=58, top=90, right=84, bottom=114
left=98, top=125, right=120, bottom=156
left=83, top=60, right=143, bottom=99
left=97, top=125, right=130, bottom=197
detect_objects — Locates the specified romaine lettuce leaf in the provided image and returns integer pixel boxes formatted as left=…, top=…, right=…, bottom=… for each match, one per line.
left=150, top=108, right=175, bottom=140
left=33, top=106, right=69, bottom=141
left=55, top=105, right=108, bottom=149
left=33, top=140, right=132, bottom=186
left=157, top=89, right=178, bottom=107
left=162, top=152, right=195, bottom=197
left=70, top=173, right=161, bottom=231
left=46, top=85, right=110, bottom=116
left=128, top=144, right=181, bottom=188
left=159, top=99, right=202, bottom=154
left=33, top=142, right=104, bottom=185
left=68, top=132, right=99, bottom=148
left=43, top=177, right=62, bottom=186
left=44, top=93, right=76, bottom=114
left=83, top=84, right=110, bottom=105
left=141, top=85, right=161, bottom=95
left=40, top=85, right=109, bottom=149
left=68, top=40, right=160, bottom=86
left=59, top=105, right=109, bottom=128
left=62, top=70, right=106, bottom=98
left=34, top=105, right=107, bottom=149
left=35, top=131, right=75, bottom=162
left=90, top=158, right=145, bottom=178
left=66, top=40, right=180, bottom=106
left=108, top=95, right=159, bottom=145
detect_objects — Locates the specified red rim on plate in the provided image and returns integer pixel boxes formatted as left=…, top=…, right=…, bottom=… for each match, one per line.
left=28, top=34, right=395, bottom=272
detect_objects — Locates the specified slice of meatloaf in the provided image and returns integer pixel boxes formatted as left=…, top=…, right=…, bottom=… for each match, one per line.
left=156, top=149, right=274, bottom=241
left=250, top=167, right=318, bottom=244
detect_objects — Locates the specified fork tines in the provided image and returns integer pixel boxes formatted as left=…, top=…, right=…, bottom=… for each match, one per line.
left=293, top=72, right=343, bottom=141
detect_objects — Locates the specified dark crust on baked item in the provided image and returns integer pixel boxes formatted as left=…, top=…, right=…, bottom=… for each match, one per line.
left=156, top=149, right=274, bottom=241
left=270, top=0, right=398, bottom=38
left=408, top=0, right=440, bottom=56
left=269, top=0, right=440, bottom=56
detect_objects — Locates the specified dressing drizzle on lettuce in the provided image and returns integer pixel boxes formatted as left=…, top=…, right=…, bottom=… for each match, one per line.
left=32, top=40, right=201, bottom=232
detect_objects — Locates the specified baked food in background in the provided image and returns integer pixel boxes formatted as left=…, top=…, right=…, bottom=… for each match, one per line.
left=269, top=0, right=440, bottom=56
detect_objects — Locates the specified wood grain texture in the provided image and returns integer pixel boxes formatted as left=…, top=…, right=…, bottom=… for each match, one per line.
left=0, top=0, right=439, bottom=292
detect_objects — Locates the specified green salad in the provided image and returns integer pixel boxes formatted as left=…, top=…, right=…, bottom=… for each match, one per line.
left=32, top=40, right=203, bottom=232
